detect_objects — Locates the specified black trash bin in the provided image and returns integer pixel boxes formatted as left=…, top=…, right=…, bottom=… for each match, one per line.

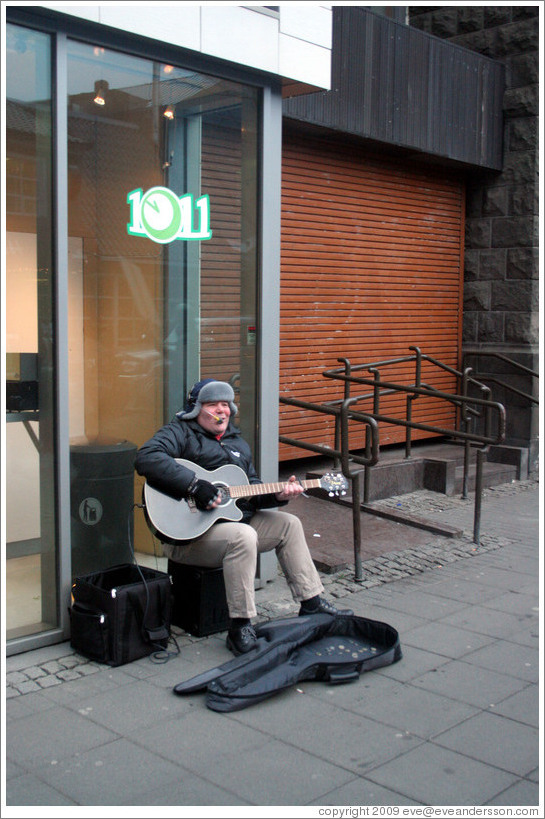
left=70, top=439, right=137, bottom=578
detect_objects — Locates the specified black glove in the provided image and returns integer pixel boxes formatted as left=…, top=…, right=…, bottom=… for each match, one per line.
left=188, top=479, right=219, bottom=511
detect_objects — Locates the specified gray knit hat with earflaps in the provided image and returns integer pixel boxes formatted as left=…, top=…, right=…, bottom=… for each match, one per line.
left=176, top=379, right=238, bottom=420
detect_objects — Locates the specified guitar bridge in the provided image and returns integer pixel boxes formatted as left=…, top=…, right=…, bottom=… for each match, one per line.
left=186, top=497, right=198, bottom=513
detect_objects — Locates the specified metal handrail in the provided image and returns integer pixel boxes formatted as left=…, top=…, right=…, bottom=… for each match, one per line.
left=321, top=347, right=507, bottom=544
left=279, top=349, right=514, bottom=582
left=323, top=375, right=505, bottom=444
left=462, top=351, right=539, bottom=406
left=325, top=345, right=498, bottom=453
left=279, top=394, right=379, bottom=582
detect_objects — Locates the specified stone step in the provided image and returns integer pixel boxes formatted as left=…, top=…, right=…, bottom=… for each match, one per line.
left=305, top=443, right=527, bottom=502
left=453, top=460, right=518, bottom=494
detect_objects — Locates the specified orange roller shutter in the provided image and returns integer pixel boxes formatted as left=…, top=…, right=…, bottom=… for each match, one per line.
left=280, top=132, right=465, bottom=461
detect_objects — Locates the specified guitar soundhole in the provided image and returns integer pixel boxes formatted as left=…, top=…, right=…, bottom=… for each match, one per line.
left=215, top=484, right=231, bottom=506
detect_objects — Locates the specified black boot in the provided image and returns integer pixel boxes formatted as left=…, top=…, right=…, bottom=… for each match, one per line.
left=226, top=619, right=257, bottom=655
left=299, top=596, right=353, bottom=617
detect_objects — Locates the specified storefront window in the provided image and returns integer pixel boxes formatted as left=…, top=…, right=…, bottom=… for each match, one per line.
left=5, top=25, right=57, bottom=639
left=4, top=21, right=262, bottom=649
left=65, top=42, right=260, bottom=562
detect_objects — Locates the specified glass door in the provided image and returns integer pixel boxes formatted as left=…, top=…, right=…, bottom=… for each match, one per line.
left=65, top=42, right=260, bottom=560
left=5, top=25, right=58, bottom=640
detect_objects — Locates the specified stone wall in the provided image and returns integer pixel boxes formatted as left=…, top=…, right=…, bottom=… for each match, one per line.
left=409, top=5, right=539, bottom=466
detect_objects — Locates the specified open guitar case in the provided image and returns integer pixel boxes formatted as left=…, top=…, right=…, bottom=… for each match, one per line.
left=173, top=612, right=402, bottom=712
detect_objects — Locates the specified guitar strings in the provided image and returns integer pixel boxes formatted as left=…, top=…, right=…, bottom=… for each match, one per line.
left=227, top=478, right=322, bottom=498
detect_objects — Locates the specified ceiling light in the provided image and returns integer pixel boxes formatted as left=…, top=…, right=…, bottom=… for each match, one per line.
left=93, top=79, right=108, bottom=106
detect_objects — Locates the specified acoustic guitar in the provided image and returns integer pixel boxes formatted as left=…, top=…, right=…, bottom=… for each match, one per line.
left=143, top=458, right=348, bottom=544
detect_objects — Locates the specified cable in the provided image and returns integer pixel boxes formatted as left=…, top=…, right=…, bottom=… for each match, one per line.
left=128, top=503, right=180, bottom=663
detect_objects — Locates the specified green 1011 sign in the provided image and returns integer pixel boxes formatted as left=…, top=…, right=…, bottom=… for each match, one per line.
left=127, top=187, right=212, bottom=244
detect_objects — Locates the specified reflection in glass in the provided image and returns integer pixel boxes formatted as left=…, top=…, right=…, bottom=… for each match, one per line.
left=65, top=41, right=260, bottom=559
left=5, top=24, right=57, bottom=639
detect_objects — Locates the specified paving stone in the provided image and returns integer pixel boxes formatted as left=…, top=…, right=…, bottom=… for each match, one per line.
left=5, top=772, right=78, bottom=806
left=40, top=661, right=64, bottom=675
left=57, top=669, right=82, bottom=682
left=58, top=655, right=81, bottom=669
left=24, top=666, right=48, bottom=680
left=36, top=675, right=62, bottom=689
left=7, top=672, right=30, bottom=686
left=15, top=680, right=41, bottom=695
left=76, top=663, right=101, bottom=677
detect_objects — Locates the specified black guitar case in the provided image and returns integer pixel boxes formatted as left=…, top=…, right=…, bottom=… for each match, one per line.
left=173, top=612, right=401, bottom=712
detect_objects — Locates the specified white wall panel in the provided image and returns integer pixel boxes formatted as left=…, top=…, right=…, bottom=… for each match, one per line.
left=279, top=35, right=331, bottom=89
left=100, top=5, right=201, bottom=52
left=44, top=3, right=332, bottom=90
left=46, top=4, right=101, bottom=23
left=201, top=5, right=278, bottom=73
left=280, top=4, right=332, bottom=48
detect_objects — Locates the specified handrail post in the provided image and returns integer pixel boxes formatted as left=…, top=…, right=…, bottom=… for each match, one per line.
left=327, top=358, right=350, bottom=470
left=352, top=472, right=363, bottom=582
left=363, top=425, right=371, bottom=503
left=405, top=393, right=413, bottom=459
left=340, top=398, right=379, bottom=581
left=367, top=369, right=382, bottom=484
left=481, top=384, right=492, bottom=439
left=461, top=367, right=472, bottom=499
left=333, top=358, right=352, bottom=471
left=368, top=368, right=381, bottom=416
left=333, top=415, right=341, bottom=471
left=338, top=357, right=352, bottom=402
left=473, top=448, right=486, bottom=544
left=340, top=399, right=364, bottom=579
left=411, top=346, right=423, bottom=386
left=406, top=346, right=422, bottom=459
left=462, top=440, right=470, bottom=500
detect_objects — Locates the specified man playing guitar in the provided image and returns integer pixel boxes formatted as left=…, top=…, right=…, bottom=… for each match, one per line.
left=135, top=378, right=352, bottom=655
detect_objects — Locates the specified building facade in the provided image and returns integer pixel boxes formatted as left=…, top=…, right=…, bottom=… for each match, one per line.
left=278, top=5, right=515, bottom=459
left=3, top=4, right=539, bottom=656
left=409, top=4, right=540, bottom=466
left=4, top=3, right=333, bottom=654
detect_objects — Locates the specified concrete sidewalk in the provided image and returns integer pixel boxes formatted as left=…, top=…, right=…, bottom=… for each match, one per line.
left=3, top=476, right=541, bottom=812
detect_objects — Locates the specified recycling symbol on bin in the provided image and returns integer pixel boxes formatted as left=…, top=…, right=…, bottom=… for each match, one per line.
left=79, top=497, right=103, bottom=526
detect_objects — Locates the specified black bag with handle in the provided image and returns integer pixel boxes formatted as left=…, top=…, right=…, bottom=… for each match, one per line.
left=69, top=563, right=172, bottom=666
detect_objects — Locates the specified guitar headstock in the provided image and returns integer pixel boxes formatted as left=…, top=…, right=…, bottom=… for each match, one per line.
left=320, top=472, right=348, bottom=497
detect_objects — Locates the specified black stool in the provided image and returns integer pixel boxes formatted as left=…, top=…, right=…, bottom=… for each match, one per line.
left=168, top=560, right=230, bottom=637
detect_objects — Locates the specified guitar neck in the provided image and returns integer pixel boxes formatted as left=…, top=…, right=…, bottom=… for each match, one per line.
left=228, top=478, right=321, bottom=499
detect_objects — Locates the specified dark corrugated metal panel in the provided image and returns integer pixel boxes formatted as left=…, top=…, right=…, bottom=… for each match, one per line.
left=279, top=132, right=465, bottom=461
left=283, top=7, right=504, bottom=171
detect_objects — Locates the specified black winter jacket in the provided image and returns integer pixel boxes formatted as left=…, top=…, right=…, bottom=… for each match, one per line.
left=134, top=417, right=285, bottom=523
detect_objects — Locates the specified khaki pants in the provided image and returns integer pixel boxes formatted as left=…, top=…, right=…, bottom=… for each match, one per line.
left=163, top=509, right=324, bottom=618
